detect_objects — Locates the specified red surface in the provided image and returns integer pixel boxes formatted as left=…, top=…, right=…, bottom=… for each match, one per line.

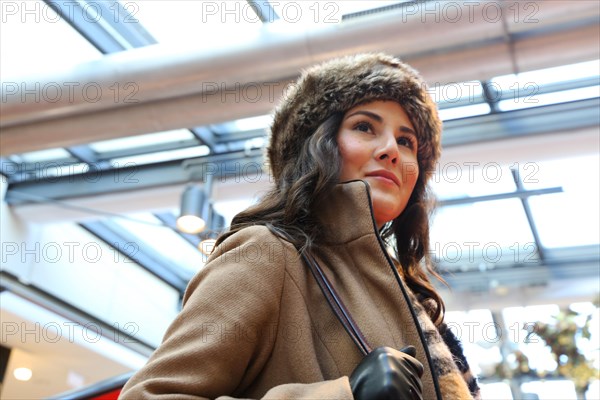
left=90, top=388, right=122, bottom=400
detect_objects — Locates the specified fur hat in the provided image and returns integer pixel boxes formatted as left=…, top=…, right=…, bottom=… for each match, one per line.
left=267, top=53, right=442, bottom=183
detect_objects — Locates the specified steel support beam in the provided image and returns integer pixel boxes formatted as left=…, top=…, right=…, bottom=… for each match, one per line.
left=4, top=149, right=265, bottom=204
left=80, top=220, right=191, bottom=291
left=437, top=186, right=563, bottom=207
left=3, top=98, right=598, bottom=199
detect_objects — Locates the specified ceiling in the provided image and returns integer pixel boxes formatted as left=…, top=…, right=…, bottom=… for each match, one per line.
left=0, top=0, right=599, bottom=398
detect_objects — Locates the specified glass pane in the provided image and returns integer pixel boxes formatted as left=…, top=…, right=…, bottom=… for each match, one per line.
left=11, top=148, right=72, bottom=164
left=438, top=103, right=490, bottom=121
left=492, top=59, right=600, bottom=112
left=109, top=145, right=210, bottom=166
left=337, top=1, right=409, bottom=16
left=587, top=380, right=600, bottom=400
left=479, top=382, right=514, bottom=400
left=0, top=0, right=103, bottom=79
left=211, top=115, right=273, bottom=135
left=445, top=309, right=503, bottom=378
left=521, top=380, right=577, bottom=400
left=498, top=85, right=599, bottom=112
left=430, top=199, right=537, bottom=268
left=429, top=81, right=484, bottom=106
left=523, top=155, right=600, bottom=248
left=568, top=302, right=600, bottom=369
left=125, top=0, right=262, bottom=44
left=213, top=199, right=255, bottom=226
left=493, top=60, right=600, bottom=89
left=502, top=305, right=561, bottom=374
left=111, top=213, right=206, bottom=274
left=430, top=162, right=517, bottom=199
left=90, top=129, right=196, bottom=154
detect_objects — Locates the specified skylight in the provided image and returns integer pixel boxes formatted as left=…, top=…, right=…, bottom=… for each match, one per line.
left=439, top=103, right=491, bottom=121
left=430, top=199, right=537, bottom=267
left=89, top=129, right=196, bottom=154
left=0, top=0, right=103, bottom=79
left=110, top=145, right=210, bottom=166
left=523, top=154, right=600, bottom=248
left=337, top=1, right=408, bottom=16
left=492, top=59, right=600, bottom=111
left=9, top=148, right=72, bottom=164
left=110, top=213, right=206, bottom=274
left=498, top=85, right=600, bottom=112
left=123, top=0, right=262, bottom=45
left=429, top=81, right=484, bottom=105
left=211, top=114, right=273, bottom=134
left=492, top=60, right=600, bottom=89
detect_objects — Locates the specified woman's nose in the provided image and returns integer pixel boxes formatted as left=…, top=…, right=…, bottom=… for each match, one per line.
left=375, top=132, right=399, bottom=164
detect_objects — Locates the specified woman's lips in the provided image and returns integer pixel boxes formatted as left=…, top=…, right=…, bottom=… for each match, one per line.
left=366, top=170, right=400, bottom=186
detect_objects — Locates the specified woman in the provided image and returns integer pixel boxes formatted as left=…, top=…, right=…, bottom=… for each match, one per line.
left=119, top=53, right=480, bottom=399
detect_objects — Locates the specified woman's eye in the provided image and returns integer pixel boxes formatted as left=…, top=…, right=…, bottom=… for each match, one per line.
left=354, top=121, right=373, bottom=133
left=397, top=136, right=415, bottom=148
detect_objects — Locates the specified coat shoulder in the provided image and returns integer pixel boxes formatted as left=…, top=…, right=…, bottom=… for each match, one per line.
left=182, top=225, right=298, bottom=304
left=208, top=225, right=298, bottom=269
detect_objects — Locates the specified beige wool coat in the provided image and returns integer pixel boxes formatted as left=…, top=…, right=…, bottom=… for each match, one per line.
left=119, top=181, right=476, bottom=399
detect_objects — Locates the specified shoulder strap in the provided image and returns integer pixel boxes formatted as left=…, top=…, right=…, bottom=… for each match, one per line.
left=298, top=250, right=373, bottom=356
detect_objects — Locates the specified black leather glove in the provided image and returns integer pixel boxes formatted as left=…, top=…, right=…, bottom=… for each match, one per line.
left=349, top=346, right=424, bottom=400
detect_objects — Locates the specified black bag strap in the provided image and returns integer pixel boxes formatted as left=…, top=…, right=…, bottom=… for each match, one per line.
left=298, top=250, right=373, bottom=356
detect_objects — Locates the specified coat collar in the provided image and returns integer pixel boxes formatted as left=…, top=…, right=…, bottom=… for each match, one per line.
left=315, top=180, right=380, bottom=244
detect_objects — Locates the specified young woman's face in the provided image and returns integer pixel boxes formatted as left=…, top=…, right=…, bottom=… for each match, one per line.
left=337, top=101, right=419, bottom=228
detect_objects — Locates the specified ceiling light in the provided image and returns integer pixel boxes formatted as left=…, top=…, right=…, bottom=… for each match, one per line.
left=14, top=367, right=32, bottom=381
left=177, top=185, right=208, bottom=234
left=198, top=206, right=227, bottom=255
left=198, top=238, right=217, bottom=256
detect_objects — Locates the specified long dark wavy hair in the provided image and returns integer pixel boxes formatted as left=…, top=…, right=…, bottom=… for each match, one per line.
left=216, top=111, right=446, bottom=326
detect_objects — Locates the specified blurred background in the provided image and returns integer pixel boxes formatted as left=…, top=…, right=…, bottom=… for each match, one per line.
left=1, top=1, right=599, bottom=399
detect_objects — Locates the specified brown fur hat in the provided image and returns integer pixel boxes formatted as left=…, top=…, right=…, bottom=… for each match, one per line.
left=267, top=53, right=442, bottom=183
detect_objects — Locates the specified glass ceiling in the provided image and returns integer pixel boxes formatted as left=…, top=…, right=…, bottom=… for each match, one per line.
left=110, top=213, right=206, bottom=275
left=5, top=59, right=598, bottom=183
left=430, top=199, right=538, bottom=270
left=525, top=155, right=600, bottom=248
left=1, top=4, right=598, bottom=398
left=89, top=129, right=196, bottom=154
left=124, top=0, right=262, bottom=44
left=492, top=60, right=600, bottom=91
left=429, top=161, right=518, bottom=199
left=336, top=1, right=411, bottom=16
left=1, top=0, right=598, bottom=289
left=0, top=0, right=103, bottom=80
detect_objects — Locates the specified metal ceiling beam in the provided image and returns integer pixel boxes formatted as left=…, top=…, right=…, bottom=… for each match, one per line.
left=441, top=98, right=599, bottom=146
left=246, top=0, right=279, bottom=23
left=3, top=98, right=598, bottom=203
left=80, top=220, right=191, bottom=291
left=4, top=125, right=598, bottom=225
left=4, top=148, right=264, bottom=203
left=511, top=169, right=547, bottom=261
left=1, top=1, right=598, bottom=156
left=440, top=257, right=599, bottom=293
left=437, top=186, right=563, bottom=207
